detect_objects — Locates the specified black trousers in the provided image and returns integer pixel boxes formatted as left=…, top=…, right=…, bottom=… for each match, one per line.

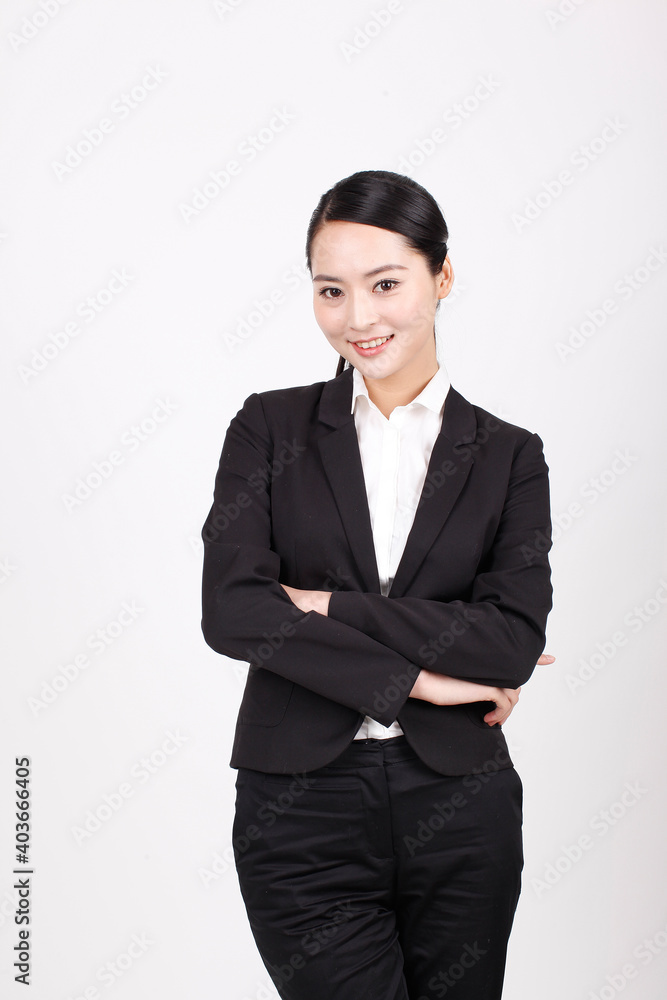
left=233, top=736, right=523, bottom=1000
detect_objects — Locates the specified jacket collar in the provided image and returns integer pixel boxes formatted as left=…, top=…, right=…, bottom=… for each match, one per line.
left=317, top=366, right=479, bottom=597
left=350, top=362, right=451, bottom=417
left=319, top=364, right=477, bottom=442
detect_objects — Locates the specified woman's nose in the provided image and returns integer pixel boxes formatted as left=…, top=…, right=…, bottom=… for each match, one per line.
left=347, top=292, right=378, bottom=332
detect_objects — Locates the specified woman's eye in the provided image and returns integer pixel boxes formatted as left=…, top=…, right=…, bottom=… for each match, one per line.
left=318, top=280, right=398, bottom=299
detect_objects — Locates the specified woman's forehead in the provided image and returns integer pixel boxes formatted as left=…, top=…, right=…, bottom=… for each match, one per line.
left=311, top=221, right=415, bottom=268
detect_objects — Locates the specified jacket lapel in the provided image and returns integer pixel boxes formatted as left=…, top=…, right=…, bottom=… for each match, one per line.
left=389, top=390, right=476, bottom=597
left=317, top=366, right=478, bottom=598
left=318, top=370, right=381, bottom=595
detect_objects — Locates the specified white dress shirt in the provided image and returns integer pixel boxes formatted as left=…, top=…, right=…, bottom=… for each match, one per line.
left=350, top=361, right=451, bottom=740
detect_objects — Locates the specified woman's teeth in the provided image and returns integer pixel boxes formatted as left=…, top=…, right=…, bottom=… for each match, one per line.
left=355, top=335, right=392, bottom=349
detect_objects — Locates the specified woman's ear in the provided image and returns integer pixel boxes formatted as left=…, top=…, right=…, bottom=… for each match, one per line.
left=436, top=255, right=455, bottom=300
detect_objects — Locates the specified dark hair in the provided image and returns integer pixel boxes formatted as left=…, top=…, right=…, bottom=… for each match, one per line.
left=305, top=170, right=449, bottom=377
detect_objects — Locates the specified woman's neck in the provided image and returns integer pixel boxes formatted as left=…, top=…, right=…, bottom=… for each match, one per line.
left=362, top=354, right=439, bottom=419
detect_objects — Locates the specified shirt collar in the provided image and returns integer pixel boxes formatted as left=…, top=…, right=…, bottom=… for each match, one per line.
left=350, top=362, right=450, bottom=416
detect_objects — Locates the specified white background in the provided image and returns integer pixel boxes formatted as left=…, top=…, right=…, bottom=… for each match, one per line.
left=1, top=1, right=666, bottom=998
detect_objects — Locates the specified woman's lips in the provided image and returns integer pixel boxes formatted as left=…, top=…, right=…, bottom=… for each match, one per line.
left=350, top=333, right=394, bottom=357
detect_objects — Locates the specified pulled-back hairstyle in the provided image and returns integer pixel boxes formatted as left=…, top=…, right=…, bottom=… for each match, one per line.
left=305, top=170, right=449, bottom=376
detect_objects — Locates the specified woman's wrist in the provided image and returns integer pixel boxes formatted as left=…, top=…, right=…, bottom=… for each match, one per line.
left=280, top=584, right=331, bottom=616
left=312, top=590, right=331, bottom=616
left=409, top=670, right=493, bottom=707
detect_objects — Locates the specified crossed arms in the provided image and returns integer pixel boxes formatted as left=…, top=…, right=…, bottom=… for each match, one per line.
left=201, top=391, right=553, bottom=727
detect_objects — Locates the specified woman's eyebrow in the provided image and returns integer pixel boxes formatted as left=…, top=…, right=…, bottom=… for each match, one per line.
left=312, top=263, right=409, bottom=282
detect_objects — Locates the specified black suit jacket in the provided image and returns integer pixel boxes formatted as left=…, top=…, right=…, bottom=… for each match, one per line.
left=201, top=366, right=553, bottom=776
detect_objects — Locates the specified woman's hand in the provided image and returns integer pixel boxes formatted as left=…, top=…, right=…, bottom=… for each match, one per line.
left=409, top=670, right=520, bottom=726
left=281, top=582, right=555, bottom=726
left=409, top=653, right=555, bottom=726
left=281, top=584, right=331, bottom=616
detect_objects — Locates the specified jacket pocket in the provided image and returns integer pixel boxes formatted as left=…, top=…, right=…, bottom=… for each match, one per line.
left=238, top=666, right=294, bottom=728
left=464, top=702, right=501, bottom=730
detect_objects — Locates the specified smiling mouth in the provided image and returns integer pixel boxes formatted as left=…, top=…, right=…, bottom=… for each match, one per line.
left=351, top=334, right=394, bottom=350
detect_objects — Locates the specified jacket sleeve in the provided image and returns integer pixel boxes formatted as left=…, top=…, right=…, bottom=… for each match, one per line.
left=327, top=432, right=553, bottom=689
left=201, top=391, right=421, bottom=726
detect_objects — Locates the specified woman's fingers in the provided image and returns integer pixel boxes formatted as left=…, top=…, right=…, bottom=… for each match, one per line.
left=483, top=686, right=520, bottom=726
left=410, top=672, right=522, bottom=721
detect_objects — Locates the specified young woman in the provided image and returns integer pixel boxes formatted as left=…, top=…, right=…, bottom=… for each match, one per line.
left=201, top=169, right=554, bottom=1000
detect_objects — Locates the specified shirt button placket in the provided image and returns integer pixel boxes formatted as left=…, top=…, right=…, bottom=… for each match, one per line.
left=376, top=415, right=400, bottom=590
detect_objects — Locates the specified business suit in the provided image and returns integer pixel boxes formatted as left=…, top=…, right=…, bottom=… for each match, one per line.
left=201, top=364, right=553, bottom=998
left=201, top=364, right=553, bottom=777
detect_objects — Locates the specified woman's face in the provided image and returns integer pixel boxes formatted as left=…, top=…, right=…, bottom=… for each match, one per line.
left=310, top=220, right=453, bottom=383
